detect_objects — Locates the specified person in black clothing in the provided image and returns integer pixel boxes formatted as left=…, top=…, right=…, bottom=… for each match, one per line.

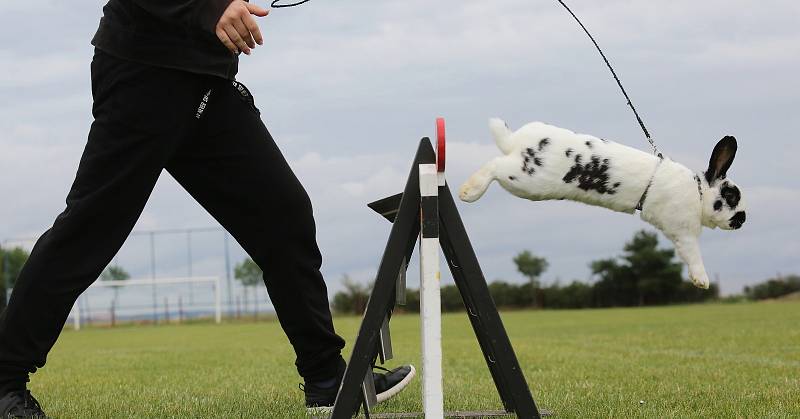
left=0, top=1, right=414, bottom=417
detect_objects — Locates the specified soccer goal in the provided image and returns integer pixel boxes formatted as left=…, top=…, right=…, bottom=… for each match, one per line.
left=69, top=276, right=222, bottom=330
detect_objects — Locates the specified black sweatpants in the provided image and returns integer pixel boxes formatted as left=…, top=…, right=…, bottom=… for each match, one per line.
left=0, top=50, right=345, bottom=392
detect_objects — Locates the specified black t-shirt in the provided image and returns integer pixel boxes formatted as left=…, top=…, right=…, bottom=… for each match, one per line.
left=91, top=0, right=240, bottom=80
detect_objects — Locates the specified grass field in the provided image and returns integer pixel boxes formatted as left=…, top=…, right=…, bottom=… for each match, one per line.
left=32, top=301, right=800, bottom=418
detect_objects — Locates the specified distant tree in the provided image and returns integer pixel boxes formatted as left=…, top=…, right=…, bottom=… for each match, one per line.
left=100, top=264, right=130, bottom=302
left=542, top=280, right=594, bottom=309
left=591, top=230, right=685, bottom=307
left=488, top=280, right=531, bottom=308
left=234, top=258, right=263, bottom=315
left=331, top=275, right=372, bottom=315
left=744, top=275, right=800, bottom=300
left=513, top=250, right=548, bottom=307
left=0, top=246, right=30, bottom=311
left=401, top=288, right=420, bottom=313
left=440, top=285, right=464, bottom=312
left=100, top=264, right=130, bottom=326
left=677, top=280, right=720, bottom=303
left=488, top=281, right=514, bottom=308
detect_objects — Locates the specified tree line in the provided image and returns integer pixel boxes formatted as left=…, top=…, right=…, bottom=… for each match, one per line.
left=332, top=230, right=797, bottom=314
left=743, top=275, right=800, bottom=301
left=2, top=231, right=799, bottom=314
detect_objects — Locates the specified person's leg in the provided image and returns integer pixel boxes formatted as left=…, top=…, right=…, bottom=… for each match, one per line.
left=165, top=79, right=346, bottom=382
left=0, top=50, right=209, bottom=393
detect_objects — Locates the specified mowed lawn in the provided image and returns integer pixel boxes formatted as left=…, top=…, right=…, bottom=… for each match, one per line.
left=33, top=301, right=800, bottom=418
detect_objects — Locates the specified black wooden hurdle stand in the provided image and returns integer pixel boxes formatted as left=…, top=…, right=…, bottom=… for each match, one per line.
left=328, top=137, right=545, bottom=418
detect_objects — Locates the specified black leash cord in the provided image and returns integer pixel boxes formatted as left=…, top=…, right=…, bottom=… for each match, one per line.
left=271, top=0, right=311, bottom=7
left=555, top=0, right=661, bottom=157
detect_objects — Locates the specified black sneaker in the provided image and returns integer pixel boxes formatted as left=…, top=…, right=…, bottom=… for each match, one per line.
left=373, top=365, right=416, bottom=403
left=0, top=390, right=47, bottom=419
left=302, top=362, right=416, bottom=413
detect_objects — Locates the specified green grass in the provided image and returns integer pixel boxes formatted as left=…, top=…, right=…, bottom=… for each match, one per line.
left=33, top=301, right=800, bottom=418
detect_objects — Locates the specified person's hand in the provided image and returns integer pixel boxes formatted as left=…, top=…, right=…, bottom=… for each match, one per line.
left=215, top=1, right=269, bottom=55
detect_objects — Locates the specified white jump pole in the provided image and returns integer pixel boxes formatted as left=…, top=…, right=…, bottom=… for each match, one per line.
left=419, top=162, right=444, bottom=418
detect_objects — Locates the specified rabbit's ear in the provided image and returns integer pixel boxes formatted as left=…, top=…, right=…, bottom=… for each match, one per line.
left=489, top=118, right=514, bottom=154
left=705, top=136, right=737, bottom=183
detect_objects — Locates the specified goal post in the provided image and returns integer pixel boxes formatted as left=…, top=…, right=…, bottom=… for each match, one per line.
left=70, top=276, right=222, bottom=330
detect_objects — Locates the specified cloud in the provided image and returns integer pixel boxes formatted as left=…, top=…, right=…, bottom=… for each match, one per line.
left=0, top=52, right=87, bottom=89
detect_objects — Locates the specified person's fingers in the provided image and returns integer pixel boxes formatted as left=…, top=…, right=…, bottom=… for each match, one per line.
left=216, top=28, right=238, bottom=54
left=215, top=1, right=268, bottom=54
left=243, top=14, right=263, bottom=45
left=246, top=3, right=270, bottom=17
left=224, top=24, right=250, bottom=54
left=233, top=19, right=255, bottom=49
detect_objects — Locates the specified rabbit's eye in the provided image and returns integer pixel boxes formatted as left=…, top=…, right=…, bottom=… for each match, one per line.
left=720, top=185, right=740, bottom=208
left=714, top=200, right=723, bottom=211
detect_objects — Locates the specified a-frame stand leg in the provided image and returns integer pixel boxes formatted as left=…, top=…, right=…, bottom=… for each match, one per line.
left=438, top=184, right=541, bottom=419
left=330, top=139, right=436, bottom=419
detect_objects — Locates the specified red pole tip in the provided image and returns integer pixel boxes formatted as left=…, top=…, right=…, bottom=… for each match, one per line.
left=436, top=118, right=446, bottom=173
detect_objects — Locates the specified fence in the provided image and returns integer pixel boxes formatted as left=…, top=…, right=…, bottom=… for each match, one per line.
left=2, top=227, right=274, bottom=327
left=70, top=276, right=222, bottom=329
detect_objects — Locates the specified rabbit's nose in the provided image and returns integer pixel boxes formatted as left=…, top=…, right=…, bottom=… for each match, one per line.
left=729, top=211, right=746, bottom=229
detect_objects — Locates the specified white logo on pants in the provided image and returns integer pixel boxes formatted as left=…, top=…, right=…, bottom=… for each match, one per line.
left=195, top=89, right=212, bottom=119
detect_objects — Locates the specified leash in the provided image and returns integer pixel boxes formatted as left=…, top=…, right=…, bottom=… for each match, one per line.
left=555, top=0, right=663, bottom=159
left=270, top=0, right=312, bottom=8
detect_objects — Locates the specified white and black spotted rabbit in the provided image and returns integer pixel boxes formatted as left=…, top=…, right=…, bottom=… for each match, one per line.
left=460, top=119, right=747, bottom=289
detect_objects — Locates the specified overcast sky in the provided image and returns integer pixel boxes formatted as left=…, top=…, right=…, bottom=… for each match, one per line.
left=1, top=0, right=798, bottom=304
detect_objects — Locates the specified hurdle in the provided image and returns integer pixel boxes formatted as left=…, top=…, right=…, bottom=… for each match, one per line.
left=327, top=119, right=548, bottom=418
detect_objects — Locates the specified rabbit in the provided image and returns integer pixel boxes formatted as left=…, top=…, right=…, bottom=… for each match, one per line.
left=459, top=119, right=747, bottom=289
